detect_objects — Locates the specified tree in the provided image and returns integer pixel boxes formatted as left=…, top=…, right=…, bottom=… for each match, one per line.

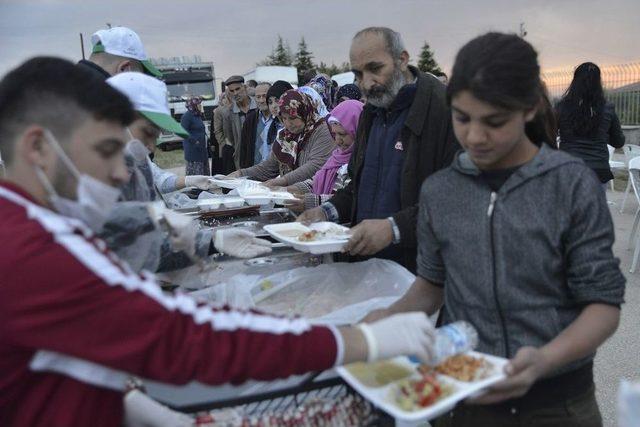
left=259, top=35, right=293, bottom=66
left=295, top=37, right=315, bottom=83
left=317, top=61, right=351, bottom=77
left=417, top=42, right=442, bottom=74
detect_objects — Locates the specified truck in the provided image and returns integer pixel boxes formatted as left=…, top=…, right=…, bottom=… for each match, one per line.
left=243, top=66, right=298, bottom=87
left=151, top=56, right=217, bottom=150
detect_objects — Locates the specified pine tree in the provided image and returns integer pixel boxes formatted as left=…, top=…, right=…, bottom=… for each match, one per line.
left=417, top=42, right=442, bottom=74
left=317, top=61, right=351, bottom=77
left=295, top=37, right=315, bottom=82
left=259, top=35, right=293, bottom=66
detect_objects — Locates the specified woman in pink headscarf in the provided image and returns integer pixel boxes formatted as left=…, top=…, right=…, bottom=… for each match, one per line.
left=287, top=100, right=364, bottom=211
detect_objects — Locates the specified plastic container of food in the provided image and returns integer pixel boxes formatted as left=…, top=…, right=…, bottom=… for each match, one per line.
left=210, top=176, right=261, bottom=190
left=263, top=222, right=351, bottom=254
left=197, top=197, right=245, bottom=211
left=337, top=352, right=508, bottom=422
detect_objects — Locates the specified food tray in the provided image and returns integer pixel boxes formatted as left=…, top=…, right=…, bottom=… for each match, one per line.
left=211, top=176, right=261, bottom=190
left=198, top=205, right=261, bottom=219
left=197, top=196, right=246, bottom=211
left=263, top=222, right=351, bottom=254
left=237, top=185, right=299, bottom=206
left=337, top=352, right=508, bottom=422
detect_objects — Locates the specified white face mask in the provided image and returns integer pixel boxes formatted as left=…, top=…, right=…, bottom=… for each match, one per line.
left=125, top=129, right=151, bottom=164
left=35, top=129, right=122, bottom=232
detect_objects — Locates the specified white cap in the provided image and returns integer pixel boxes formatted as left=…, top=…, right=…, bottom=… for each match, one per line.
left=107, top=72, right=187, bottom=137
left=91, top=27, right=161, bottom=77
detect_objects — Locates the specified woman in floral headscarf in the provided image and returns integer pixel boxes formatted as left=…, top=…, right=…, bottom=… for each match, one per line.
left=236, top=89, right=334, bottom=187
left=180, top=96, right=209, bottom=175
left=298, top=86, right=329, bottom=118
left=286, top=100, right=364, bottom=211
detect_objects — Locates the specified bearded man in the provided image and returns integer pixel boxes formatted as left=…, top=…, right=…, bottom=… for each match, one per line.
left=298, top=27, right=458, bottom=272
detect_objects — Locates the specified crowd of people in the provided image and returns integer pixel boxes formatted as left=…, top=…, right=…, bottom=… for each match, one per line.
left=0, top=22, right=628, bottom=427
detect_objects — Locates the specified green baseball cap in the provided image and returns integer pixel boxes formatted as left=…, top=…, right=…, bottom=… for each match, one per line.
left=91, top=27, right=162, bottom=78
left=107, top=72, right=189, bottom=138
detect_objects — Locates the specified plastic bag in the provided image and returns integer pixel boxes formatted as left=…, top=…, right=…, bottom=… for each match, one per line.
left=191, top=259, right=414, bottom=324
left=98, top=202, right=163, bottom=272
left=166, top=192, right=197, bottom=210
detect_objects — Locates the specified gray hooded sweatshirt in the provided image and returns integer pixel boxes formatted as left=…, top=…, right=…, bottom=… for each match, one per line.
left=417, top=145, right=625, bottom=375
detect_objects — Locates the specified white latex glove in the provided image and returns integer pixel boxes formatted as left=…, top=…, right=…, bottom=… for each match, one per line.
left=123, top=390, right=193, bottom=427
left=214, top=229, right=272, bottom=258
left=357, top=312, right=436, bottom=364
left=162, top=210, right=198, bottom=256
left=184, top=175, right=216, bottom=190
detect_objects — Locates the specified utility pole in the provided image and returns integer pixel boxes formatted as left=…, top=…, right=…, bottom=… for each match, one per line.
left=79, top=33, right=85, bottom=59
left=519, top=22, right=527, bottom=38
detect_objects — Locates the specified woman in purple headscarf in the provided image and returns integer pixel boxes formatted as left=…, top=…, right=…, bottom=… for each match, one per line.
left=286, top=99, right=364, bottom=211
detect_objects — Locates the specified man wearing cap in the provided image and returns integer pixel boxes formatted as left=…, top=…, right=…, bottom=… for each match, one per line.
left=106, top=72, right=215, bottom=197
left=238, top=82, right=273, bottom=168
left=78, top=26, right=162, bottom=80
left=221, top=75, right=257, bottom=169
left=103, top=72, right=261, bottom=273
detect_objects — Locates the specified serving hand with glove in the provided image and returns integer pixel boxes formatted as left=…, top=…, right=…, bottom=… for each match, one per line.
left=180, top=175, right=218, bottom=191
left=213, top=229, right=272, bottom=259
left=149, top=203, right=272, bottom=260
left=357, top=312, right=436, bottom=364
left=342, top=312, right=437, bottom=365
left=158, top=209, right=199, bottom=257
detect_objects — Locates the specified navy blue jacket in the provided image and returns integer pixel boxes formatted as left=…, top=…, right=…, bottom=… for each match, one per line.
left=329, top=67, right=458, bottom=272
left=180, top=111, right=208, bottom=162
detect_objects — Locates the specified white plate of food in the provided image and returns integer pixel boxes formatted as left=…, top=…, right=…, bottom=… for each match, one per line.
left=263, top=222, right=351, bottom=254
left=337, top=352, right=508, bottom=422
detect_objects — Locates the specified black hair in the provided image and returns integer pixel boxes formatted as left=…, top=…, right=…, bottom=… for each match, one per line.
left=557, top=62, right=606, bottom=137
left=447, top=32, right=557, bottom=148
left=246, top=79, right=258, bottom=88
left=433, top=70, right=447, bottom=78
left=0, top=56, right=135, bottom=164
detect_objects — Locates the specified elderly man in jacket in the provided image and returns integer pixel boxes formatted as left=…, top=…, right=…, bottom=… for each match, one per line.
left=220, top=75, right=257, bottom=170
left=299, top=27, right=459, bottom=272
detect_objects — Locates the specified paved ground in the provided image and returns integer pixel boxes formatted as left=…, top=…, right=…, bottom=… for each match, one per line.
left=595, top=187, right=640, bottom=426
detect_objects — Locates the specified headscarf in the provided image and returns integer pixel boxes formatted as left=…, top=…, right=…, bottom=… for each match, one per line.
left=307, top=74, right=333, bottom=109
left=273, top=90, right=325, bottom=168
left=297, top=86, right=329, bottom=118
left=336, top=84, right=362, bottom=102
left=311, top=100, right=363, bottom=195
left=186, top=97, right=203, bottom=118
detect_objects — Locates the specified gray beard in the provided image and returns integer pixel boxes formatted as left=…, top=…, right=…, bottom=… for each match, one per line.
left=366, top=66, right=407, bottom=108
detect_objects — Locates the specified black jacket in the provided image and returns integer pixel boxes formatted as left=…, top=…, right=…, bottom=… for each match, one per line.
left=329, top=66, right=459, bottom=272
left=239, top=110, right=279, bottom=169
left=239, top=109, right=260, bottom=169
left=557, top=102, right=625, bottom=182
